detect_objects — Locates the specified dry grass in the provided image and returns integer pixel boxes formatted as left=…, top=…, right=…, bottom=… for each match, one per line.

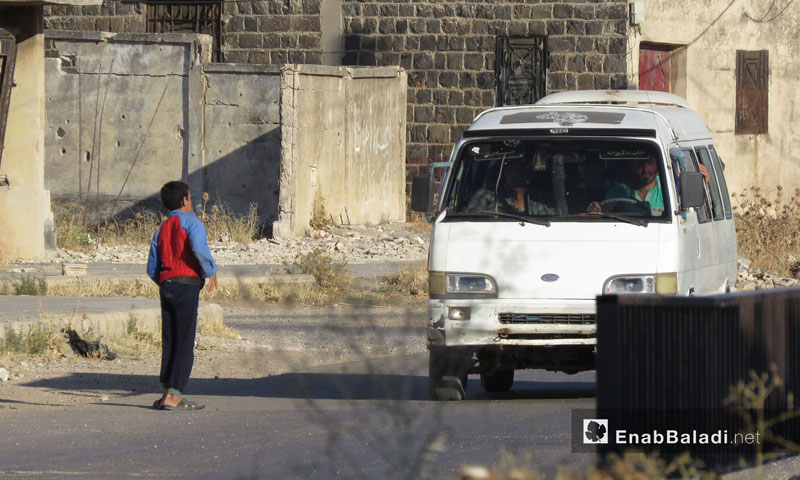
left=100, top=210, right=163, bottom=245
left=0, top=323, right=56, bottom=357
left=54, top=194, right=260, bottom=249
left=310, top=192, right=332, bottom=231
left=197, top=313, right=241, bottom=340
left=54, top=203, right=94, bottom=251
left=295, top=248, right=351, bottom=293
left=0, top=276, right=48, bottom=296
left=733, top=186, right=800, bottom=276
left=47, top=279, right=159, bottom=298
left=205, top=280, right=328, bottom=305
left=32, top=256, right=427, bottom=307
left=379, top=263, right=428, bottom=297
left=196, top=193, right=259, bottom=244
left=104, top=314, right=160, bottom=359
left=42, top=277, right=331, bottom=306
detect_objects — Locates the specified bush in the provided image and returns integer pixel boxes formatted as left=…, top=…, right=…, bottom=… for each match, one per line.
left=733, top=186, right=800, bottom=277
left=294, top=248, right=351, bottom=293
left=2, top=324, right=52, bottom=356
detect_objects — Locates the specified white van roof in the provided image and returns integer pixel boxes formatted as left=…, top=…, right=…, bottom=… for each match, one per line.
left=535, top=89, right=690, bottom=108
left=468, top=90, right=711, bottom=142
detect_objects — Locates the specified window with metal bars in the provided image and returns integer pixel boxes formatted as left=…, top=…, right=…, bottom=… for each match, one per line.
left=495, top=36, right=548, bottom=106
left=735, top=50, right=768, bottom=135
left=146, top=1, right=223, bottom=62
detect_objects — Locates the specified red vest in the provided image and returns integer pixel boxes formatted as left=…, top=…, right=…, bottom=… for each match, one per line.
left=157, top=215, right=203, bottom=283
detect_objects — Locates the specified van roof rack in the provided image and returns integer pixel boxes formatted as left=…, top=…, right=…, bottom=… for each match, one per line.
left=535, top=90, right=691, bottom=109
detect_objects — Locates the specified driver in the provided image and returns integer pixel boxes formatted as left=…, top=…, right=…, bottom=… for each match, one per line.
left=466, top=157, right=553, bottom=215
left=587, top=154, right=663, bottom=216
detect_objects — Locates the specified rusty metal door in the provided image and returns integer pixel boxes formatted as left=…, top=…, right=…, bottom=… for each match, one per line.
left=736, top=50, right=768, bottom=134
left=638, top=46, right=670, bottom=92
left=495, top=36, right=548, bottom=106
left=0, top=28, right=17, bottom=170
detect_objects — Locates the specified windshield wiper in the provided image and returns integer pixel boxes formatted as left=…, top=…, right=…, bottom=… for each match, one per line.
left=448, top=210, right=551, bottom=227
left=558, top=213, right=648, bottom=227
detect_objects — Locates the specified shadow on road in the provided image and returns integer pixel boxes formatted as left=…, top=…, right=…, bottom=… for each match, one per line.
left=18, top=372, right=595, bottom=402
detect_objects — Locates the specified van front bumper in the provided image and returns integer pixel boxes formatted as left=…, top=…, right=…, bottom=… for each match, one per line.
left=428, top=298, right=597, bottom=347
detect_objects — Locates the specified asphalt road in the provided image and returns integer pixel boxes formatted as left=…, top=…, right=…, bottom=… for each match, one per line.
left=0, top=309, right=597, bottom=479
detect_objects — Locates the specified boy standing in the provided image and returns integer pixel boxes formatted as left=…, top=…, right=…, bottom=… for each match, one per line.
left=147, top=181, right=218, bottom=410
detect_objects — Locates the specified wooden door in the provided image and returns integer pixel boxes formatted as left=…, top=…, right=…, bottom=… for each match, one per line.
left=639, top=46, right=670, bottom=92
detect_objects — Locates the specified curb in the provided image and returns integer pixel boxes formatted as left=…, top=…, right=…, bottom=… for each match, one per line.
left=0, top=302, right=223, bottom=341
left=27, top=273, right=316, bottom=288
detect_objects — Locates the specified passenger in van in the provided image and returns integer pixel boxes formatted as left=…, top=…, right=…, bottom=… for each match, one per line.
left=587, top=154, right=664, bottom=216
left=670, top=147, right=711, bottom=208
left=566, top=153, right=610, bottom=213
left=466, top=157, right=554, bottom=215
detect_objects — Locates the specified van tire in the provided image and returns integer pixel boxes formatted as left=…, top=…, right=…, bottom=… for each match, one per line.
left=480, top=369, right=514, bottom=392
left=429, top=348, right=468, bottom=401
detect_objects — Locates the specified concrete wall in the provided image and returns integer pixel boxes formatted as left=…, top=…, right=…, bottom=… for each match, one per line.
left=627, top=0, right=800, bottom=195
left=275, top=64, right=407, bottom=237
left=44, top=31, right=209, bottom=215
left=44, top=32, right=406, bottom=236
left=202, top=63, right=282, bottom=225
left=0, top=6, right=53, bottom=261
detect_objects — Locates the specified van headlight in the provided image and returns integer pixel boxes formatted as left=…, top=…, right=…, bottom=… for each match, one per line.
left=429, top=271, right=498, bottom=298
left=603, top=273, right=677, bottom=295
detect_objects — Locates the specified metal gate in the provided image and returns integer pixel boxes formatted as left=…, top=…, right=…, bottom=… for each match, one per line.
left=0, top=28, right=17, bottom=171
left=495, top=36, right=548, bottom=106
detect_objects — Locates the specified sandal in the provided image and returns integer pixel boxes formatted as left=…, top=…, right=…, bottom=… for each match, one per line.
left=152, top=399, right=166, bottom=410
left=163, top=399, right=205, bottom=411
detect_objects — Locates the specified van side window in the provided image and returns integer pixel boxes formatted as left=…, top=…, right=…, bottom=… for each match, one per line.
left=695, top=147, right=724, bottom=221
left=708, top=146, right=733, bottom=219
left=682, top=148, right=713, bottom=223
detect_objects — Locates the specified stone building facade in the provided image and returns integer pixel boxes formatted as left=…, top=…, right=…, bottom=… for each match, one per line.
left=43, top=0, right=629, bottom=181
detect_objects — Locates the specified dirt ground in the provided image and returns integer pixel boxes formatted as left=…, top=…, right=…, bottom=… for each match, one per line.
left=0, top=302, right=427, bottom=411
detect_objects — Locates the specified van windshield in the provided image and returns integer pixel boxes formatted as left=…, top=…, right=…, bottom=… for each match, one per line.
left=443, top=139, right=670, bottom=223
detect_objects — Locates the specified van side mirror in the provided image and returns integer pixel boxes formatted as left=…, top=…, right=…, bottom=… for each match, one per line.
left=410, top=175, right=433, bottom=213
left=680, top=171, right=705, bottom=209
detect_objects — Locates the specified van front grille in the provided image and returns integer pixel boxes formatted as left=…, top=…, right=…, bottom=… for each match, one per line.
left=504, top=333, right=596, bottom=340
left=498, top=313, right=596, bottom=325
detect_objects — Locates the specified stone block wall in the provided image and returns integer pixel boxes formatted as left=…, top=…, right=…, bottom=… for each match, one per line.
left=43, top=0, right=323, bottom=64
left=339, top=1, right=629, bottom=176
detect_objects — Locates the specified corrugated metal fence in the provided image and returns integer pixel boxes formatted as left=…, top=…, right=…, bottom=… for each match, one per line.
left=596, top=289, right=800, bottom=467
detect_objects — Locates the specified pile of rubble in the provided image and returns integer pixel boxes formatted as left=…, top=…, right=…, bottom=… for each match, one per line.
left=736, top=257, right=800, bottom=291
left=49, top=222, right=430, bottom=266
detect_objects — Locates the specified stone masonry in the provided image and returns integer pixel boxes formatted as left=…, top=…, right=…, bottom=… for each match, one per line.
left=43, top=0, right=629, bottom=188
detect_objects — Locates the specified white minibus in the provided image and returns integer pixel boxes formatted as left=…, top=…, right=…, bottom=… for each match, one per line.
left=411, top=90, right=738, bottom=400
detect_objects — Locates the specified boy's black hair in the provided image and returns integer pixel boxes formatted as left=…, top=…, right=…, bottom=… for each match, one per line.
left=160, top=181, right=190, bottom=211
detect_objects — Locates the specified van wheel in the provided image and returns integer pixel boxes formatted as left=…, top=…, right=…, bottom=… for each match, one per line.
left=480, top=369, right=514, bottom=392
left=429, top=348, right=468, bottom=401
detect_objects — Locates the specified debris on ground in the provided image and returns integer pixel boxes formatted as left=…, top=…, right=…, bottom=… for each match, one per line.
left=51, top=328, right=117, bottom=360
left=736, top=256, right=800, bottom=291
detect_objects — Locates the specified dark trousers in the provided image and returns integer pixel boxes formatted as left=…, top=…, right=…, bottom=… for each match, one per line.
left=159, top=279, right=203, bottom=393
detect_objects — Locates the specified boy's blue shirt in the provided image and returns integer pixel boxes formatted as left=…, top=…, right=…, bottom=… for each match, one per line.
left=146, top=210, right=218, bottom=284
